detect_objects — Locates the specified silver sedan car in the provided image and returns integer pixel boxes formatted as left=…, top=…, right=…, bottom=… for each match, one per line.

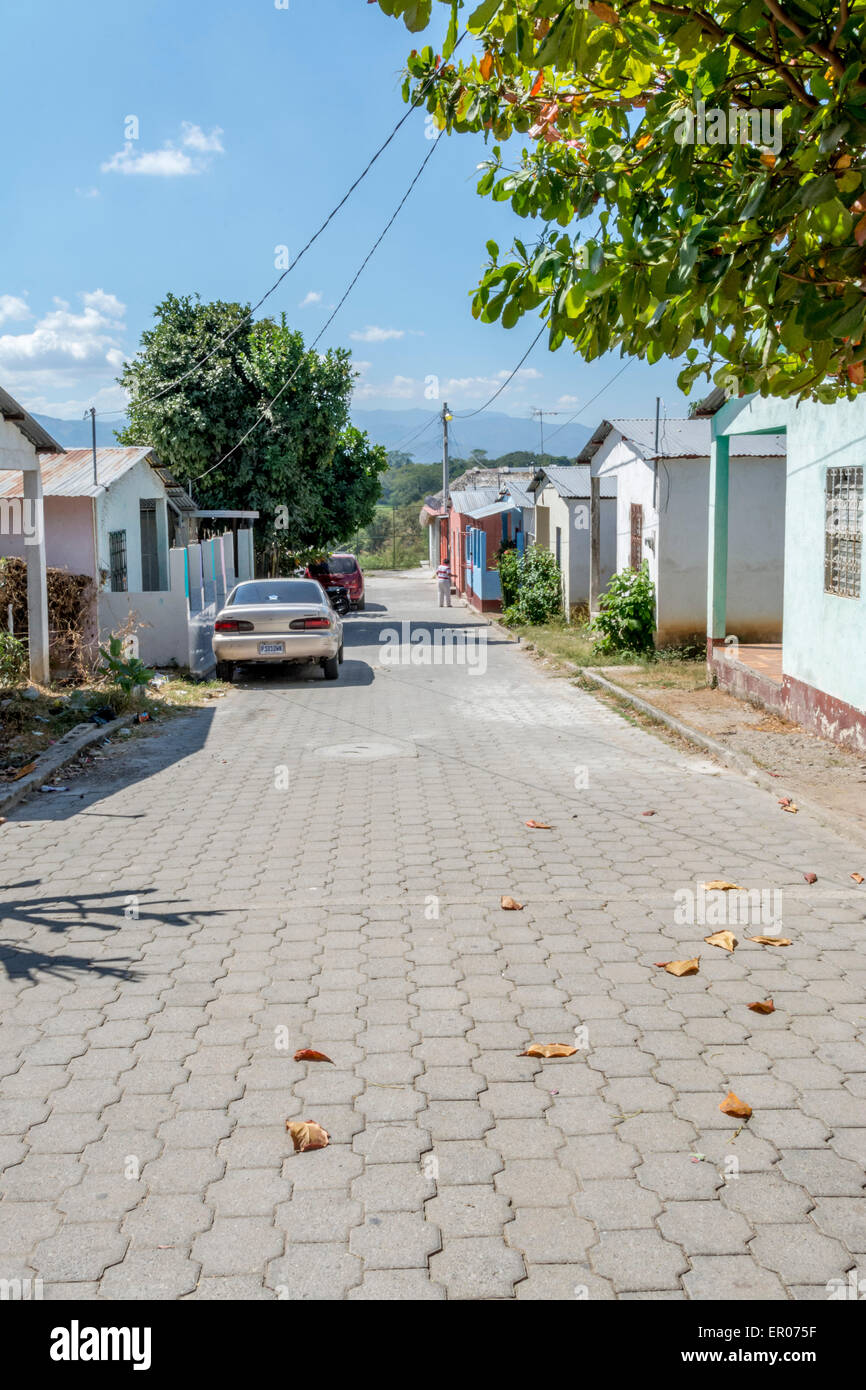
left=211, top=578, right=344, bottom=682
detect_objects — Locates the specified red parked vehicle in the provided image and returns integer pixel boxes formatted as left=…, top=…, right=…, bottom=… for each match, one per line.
left=306, top=553, right=365, bottom=610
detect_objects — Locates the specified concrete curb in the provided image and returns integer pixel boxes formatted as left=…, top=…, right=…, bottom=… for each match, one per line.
left=0, top=713, right=137, bottom=817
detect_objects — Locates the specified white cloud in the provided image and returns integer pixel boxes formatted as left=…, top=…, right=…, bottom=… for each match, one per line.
left=558, top=394, right=579, bottom=405
left=75, top=186, right=101, bottom=199
left=101, top=123, right=225, bottom=177
left=353, top=373, right=418, bottom=402
left=0, top=289, right=127, bottom=386
left=0, top=295, right=31, bottom=328
left=498, top=366, right=542, bottom=381
left=349, top=326, right=406, bottom=343
left=181, top=122, right=224, bottom=154
left=300, top=291, right=322, bottom=308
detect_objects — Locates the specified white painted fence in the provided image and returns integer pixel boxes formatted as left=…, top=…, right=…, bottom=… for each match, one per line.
left=98, top=530, right=254, bottom=676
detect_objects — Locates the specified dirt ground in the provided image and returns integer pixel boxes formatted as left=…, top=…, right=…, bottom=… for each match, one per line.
left=600, top=664, right=866, bottom=838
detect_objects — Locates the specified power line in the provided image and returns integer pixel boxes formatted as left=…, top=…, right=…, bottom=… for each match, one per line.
left=453, top=322, right=548, bottom=419
left=542, top=361, right=631, bottom=445
left=99, top=44, right=468, bottom=422
left=193, top=135, right=444, bottom=485
left=389, top=411, right=441, bottom=456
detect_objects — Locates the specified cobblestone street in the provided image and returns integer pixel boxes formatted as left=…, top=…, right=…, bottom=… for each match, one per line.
left=1, top=571, right=864, bottom=1300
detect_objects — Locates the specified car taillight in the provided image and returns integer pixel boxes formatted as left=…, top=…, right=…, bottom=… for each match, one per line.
left=214, top=619, right=254, bottom=632
left=290, top=617, right=331, bottom=630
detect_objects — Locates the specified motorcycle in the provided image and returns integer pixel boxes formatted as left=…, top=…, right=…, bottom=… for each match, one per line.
left=326, top=584, right=351, bottom=616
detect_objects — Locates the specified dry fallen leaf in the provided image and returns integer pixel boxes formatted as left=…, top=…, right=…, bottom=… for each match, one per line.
left=525, top=820, right=551, bottom=830
left=9, top=762, right=37, bottom=782
left=748, top=999, right=775, bottom=1014
left=293, top=1049, right=333, bottom=1064
left=748, top=935, right=792, bottom=947
left=702, top=880, right=745, bottom=892
left=782, top=803, right=799, bottom=814
left=500, top=895, right=524, bottom=910
left=655, top=957, right=700, bottom=977
left=852, top=873, right=865, bottom=884
left=287, top=1120, right=329, bottom=1152
left=719, top=1090, right=752, bottom=1119
left=704, top=930, right=737, bottom=952
left=520, top=1043, right=578, bottom=1058
left=803, top=872, right=818, bottom=884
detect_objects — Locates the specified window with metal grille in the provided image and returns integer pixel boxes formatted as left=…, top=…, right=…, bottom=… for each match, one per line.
left=824, top=467, right=862, bottom=598
left=109, top=530, right=128, bottom=593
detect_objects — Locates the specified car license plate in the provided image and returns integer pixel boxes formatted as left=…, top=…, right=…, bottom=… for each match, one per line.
left=259, top=642, right=285, bottom=655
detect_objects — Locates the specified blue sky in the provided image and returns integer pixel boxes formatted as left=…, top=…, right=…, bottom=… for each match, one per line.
left=0, top=0, right=693, bottom=442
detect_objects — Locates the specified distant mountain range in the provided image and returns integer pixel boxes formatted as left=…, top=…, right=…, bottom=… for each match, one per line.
left=351, top=408, right=592, bottom=462
left=33, top=413, right=122, bottom=449
left=32, top=406, right=592, bottom=462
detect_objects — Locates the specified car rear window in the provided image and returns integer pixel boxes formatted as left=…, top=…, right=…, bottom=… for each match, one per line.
left=228, top=580, right=324, bottom=605
left=311, top=556, right=357, bottom=576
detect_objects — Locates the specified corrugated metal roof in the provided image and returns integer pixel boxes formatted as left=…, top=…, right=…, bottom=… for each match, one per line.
left=450, top=487, right=500, bottom=515
left=529, top=465, right=616, bottom=499
left=0, top=386, right=65, bottom=454
left=465, top=497, right=522, bottom=521
left=502, top=480, right=534, bottom=509
left=0, top=446, right=195, bottom=509
left=577, top=418, right=786, bottom=463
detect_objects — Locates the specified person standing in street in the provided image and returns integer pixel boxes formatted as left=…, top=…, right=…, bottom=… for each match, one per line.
left=436, top=558, right=452, bottom=607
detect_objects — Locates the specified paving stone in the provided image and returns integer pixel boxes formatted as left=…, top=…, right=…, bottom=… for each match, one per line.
left=31, top=1224, right=129, bottom=1282
left=192, top=1218, right=284, bottom=1275
left=590, top=1229, right=688, bottom=1292
left=682, top=1257, right=788, bottom=1300
left=266, top=1245, right=362, bottom=1299
left=749, top=1223, right=851, bottom=1285
left=99, top=1249, right=200, bottom=1299
left=658, top=1200, right=754, bottom=1255
left=573, top=1179, right=661, bottom=1230
left=349, top=1212, right=441, bottom=1269
left=429, top=1238, right=525, bottom=1299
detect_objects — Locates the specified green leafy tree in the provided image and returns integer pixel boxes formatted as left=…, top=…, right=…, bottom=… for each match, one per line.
left=118, top=294, right=387, bottom=559
left=370, top=1, right=866, bottom=401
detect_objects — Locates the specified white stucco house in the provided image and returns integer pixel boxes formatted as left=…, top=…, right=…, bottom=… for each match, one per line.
left=528, top=464, right=617, bottom=617
left=579, top=415, right=787, bottom=646
left=0, top=386, right=64, bottom=681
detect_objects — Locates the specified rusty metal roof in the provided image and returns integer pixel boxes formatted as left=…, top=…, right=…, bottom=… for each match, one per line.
left=0, top=446, right=195, bottom=509
left=0, top=386, right=65, bottom=454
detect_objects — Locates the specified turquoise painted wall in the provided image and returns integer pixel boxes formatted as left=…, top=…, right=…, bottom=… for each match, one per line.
left=715, top=394, right=865, bottom=715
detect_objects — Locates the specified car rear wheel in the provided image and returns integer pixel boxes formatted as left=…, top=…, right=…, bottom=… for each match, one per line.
left=338, top=643, right=344, bottom=664
left=356, top=598, right=365, bottom=611
left=322, top=655, right=340, bottom=681
left=215, top=660, right=234, bottom=682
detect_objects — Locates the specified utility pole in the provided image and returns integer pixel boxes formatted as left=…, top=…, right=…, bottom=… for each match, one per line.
left=653, top=396, right=661, bottom=509
left=441, top=400, right=452, bottom=565
left=85, top=406, right=97, bottom=486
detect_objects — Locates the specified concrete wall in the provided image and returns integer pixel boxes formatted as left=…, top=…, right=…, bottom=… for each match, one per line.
left=532, top=483, right=615, bottom=615
left=658, top=457, right=786, bottom=644
left=780, top=399, right=865, bottom=716
left=593, top=431, right=785, bottom=645
left=592, top=435, right=659, bottom=583
left=0, top=417, right=40, bottom=473
left=97, top=460, right=171, bottom=591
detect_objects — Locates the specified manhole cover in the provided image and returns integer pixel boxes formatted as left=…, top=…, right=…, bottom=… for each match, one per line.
left=316, top=740, right=414, bottom=761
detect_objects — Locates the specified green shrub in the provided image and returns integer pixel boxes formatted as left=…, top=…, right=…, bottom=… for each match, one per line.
left=591, top=562, right=656, bottom=655
left=0, top=631, right=27, bottom=686
left=97, top=636, right=154, bottom=703
left=501, top=546, right=562, bottom=625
